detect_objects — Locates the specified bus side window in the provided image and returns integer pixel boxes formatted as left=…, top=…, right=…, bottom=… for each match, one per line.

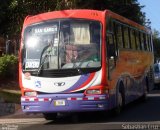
left=139, top=32, right=142, bottom=50
left=123, top=26, right=130, bottom=49
left=116, top=23, right=123, bottom=49
left=128, top=27, right=132, bottom=49
left=147, top=34, right=151, bottom=51
left=107, top=34, right=116, bottom=58
left=130, top=29, right=136, bottom=50
left=143, top=33, right=148, bottom=51
left=107, top=33, right=116, bottom=72
left=135, top=30, right=140, bottom=50
left=106, top=18, right=116, bottom=58
left=113, top=21, right=119, bottom=57
left=140, top=32, right=144, bottom=50
left=149, top=35, right=153, bottom=52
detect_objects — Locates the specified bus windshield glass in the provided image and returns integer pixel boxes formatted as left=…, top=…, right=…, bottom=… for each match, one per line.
left=23, top=19, right=101, bottom=71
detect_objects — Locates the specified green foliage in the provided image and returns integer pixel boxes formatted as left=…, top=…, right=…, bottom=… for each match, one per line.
left=61, top=0, right=148, bottom=25
left=153, top=29, right=160, bottom=39
left=0, top=55, right=18, bottom=78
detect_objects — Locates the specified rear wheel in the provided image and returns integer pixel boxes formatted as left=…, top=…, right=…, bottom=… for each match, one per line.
left=144, top=83, right=148, bottom=99
left=141, top=79, right=148, bottom=101
left=43, top=113, right=57, bottom=120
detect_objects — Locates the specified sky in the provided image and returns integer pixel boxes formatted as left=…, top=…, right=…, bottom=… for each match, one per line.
left=138, top=0, right=160, bottom=32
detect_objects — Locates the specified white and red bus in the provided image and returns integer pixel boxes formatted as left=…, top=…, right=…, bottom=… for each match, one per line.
left=19, top=9, right=154, bottom=120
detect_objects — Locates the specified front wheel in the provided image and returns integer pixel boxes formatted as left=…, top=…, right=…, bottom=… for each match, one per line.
left=114, top=91, right=123, bottom=115
left=43, top=113, right=57, bottom=120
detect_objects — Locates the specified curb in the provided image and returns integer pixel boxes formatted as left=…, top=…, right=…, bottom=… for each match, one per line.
left=0, top=88, right=21, bottom=94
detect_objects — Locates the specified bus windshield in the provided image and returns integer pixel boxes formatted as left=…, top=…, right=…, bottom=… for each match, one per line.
left=23, top=19, right=101, bottom=71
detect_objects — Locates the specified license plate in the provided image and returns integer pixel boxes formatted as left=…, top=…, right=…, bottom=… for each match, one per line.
left=54, top=100, right=65, bottom=106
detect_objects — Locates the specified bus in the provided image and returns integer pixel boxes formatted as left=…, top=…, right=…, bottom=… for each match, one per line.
left=19, top=9, right=154, bottom=120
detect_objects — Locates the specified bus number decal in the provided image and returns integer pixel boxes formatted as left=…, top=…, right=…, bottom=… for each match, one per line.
left=25, top=59, right=40, bottom=68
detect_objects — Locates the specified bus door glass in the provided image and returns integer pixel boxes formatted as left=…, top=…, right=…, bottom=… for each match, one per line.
left=107, top=33, right=116, bottom=70
left=106, top=18, right=117, bottom=80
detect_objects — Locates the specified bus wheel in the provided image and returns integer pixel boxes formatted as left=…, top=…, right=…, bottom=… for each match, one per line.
left=141, top=79, right=148, bottom=101
left=114, top=91, right=123, bottom=115
left=43, top=113, right=57, bottom=120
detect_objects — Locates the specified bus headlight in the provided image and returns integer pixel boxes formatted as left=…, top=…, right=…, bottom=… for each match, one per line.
left=24, top=91, right=37, bottom=97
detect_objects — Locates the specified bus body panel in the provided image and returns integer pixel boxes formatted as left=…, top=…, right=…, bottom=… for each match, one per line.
left=22, top=70, right=102, bottom=93
left=21, top=93, right=109, bottom=112
left=104, top=10, right=154, bottom=108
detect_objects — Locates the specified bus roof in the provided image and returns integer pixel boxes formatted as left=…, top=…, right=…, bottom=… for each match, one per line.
left=23, top=9, right=151, bottom=33
left=105, top=10, right=150, bottom=33
left=23, top=9, right=105, bottom=27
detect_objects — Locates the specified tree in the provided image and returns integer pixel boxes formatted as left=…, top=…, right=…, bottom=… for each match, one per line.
left=6, top=0, right=57, bottom=37
left=0, top=0, right=149, bottom=38
left=63, top=0, right=148, bottom=25
left=0, top=0, right=11, bottom=36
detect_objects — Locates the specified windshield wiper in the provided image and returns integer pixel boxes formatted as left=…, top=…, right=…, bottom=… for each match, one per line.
left=37, top=45, right=52, bottom=76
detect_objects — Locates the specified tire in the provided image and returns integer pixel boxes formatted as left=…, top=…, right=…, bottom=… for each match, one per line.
left=43, top=113, right=57, bottom=120
left=115, top=91, right=123, bottom=114
left=141, top=79, right=148, bottom=101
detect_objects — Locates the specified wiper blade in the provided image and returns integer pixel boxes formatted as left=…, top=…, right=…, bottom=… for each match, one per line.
left=37, top=45, right=52, bottom=76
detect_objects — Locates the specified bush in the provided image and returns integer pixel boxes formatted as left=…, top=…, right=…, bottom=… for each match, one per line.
left=0, top=55, right=18, bottom=79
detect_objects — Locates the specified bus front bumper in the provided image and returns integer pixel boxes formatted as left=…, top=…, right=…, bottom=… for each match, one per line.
left=21, top=94, right=109, bottom=113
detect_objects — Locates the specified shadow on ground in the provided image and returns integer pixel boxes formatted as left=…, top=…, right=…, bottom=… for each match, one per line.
left=44, top=90, right=160, bottom=125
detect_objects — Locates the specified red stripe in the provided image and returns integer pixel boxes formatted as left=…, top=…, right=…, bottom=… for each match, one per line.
left=44, top=98, right=49, bottom=102
left=23, top=97, right=107, bottom=101
left=23, top=98, right=50, bottom=102
left=71, top=97, right=77, bottom=100
left=94, top=97, right=99, bottom=100
left=34, top=98, right=38, bottom=102
left=71, top=73, right=96, bottom=92
left=25, top=99, right=29, bottom=102
left=83, top=97, right=88, bottom=100
left=67, top=96, right=107, bottom=100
